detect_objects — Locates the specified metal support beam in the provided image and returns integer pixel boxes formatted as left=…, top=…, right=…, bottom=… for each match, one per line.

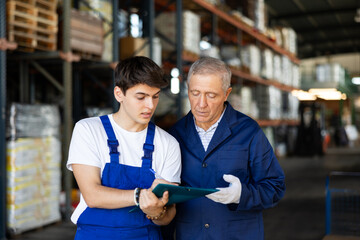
left=211, top=14, right=218, bottom=46
left=148, top=0, right=154, bottom=60
left=29, top=73, right=35, bottom=104
left=73, top=70, right=82, bottom=123
left=176, top=0, right=183, bottom=119
left=30, top=61, right=64, bottom=92
left=112, top=0, right=119, bottom=112
left=0, top=0, right=7, bottom=238
left=19, top=61, right=29, bottom=103
left=62, top=0, right=73, bottom=222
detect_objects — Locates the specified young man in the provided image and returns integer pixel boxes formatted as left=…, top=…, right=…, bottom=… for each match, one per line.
left=67, top=56, right=181, bottom=240
left=169, top=57, right=285, bottom=240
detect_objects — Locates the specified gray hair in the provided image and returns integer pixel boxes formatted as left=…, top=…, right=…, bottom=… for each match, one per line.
left=187, top=57, right=232, bottom=92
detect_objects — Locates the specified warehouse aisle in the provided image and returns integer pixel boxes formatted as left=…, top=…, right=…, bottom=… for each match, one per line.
left=12, top=146, right=360, bottom=240
left=264, top=147, right=360, bottom=240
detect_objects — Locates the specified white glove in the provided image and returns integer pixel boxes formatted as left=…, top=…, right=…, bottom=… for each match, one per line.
left=206, top=174, right=242, bottom=204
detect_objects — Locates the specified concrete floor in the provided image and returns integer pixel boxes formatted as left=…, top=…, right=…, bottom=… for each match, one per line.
left=9, top=147, right=360, bottom=240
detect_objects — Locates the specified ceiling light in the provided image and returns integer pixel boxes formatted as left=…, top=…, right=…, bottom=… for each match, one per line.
left=170, top=77, right=180, bottom=94
left=352, top=77, right=360, bottom=85
left=292, top=88, right=347, bottom=101
left=308, top=88, right=347, bottom=100
left=308, top=88, right=338, bottom=94
left=291, top=90, right=317, bottom=101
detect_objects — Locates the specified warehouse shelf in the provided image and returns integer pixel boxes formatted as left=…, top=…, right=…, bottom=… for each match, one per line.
left=257, top=119, right=299, bottom=127
left=181, top=50, right=298, bottom=93
left=1, top=1, right=121, bottom=236
left=191, top=0, right=300, bottom=65
left=231, top=68, right=298, bottom=93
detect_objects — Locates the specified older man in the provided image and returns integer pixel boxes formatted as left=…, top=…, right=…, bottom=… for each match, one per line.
left=169, top=57, right=285, bottom=240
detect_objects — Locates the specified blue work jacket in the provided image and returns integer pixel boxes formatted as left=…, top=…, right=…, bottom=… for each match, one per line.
left=169, top=102, right=285, bottom=240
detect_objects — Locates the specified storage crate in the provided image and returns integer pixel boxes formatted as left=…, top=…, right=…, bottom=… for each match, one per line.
left=325, top=172, right=360, bottom=238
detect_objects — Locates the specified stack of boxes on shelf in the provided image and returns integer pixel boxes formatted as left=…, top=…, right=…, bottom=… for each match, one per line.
left=6, top=103, right=62, bottom=235
left=78, top=0, right=112, bottom=62
left=6, top=0, right=58, bottom=52
left=64, top=9, right=104, bottom=60
left=316, top=63, right=345, bottom=85
left=256, top=85, right=282, bottom=120
left=119, top=36, right=162, bottom=66
left=155, top=10, right=201, bottom=57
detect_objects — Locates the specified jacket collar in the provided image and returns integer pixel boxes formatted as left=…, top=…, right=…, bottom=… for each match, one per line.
left=185, top=102, right=235, bottom=160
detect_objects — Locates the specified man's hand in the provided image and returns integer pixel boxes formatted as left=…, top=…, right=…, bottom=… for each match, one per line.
left=139, top=188, right=168, bottom=216
left=206, top=174, right=242, bottom=204
left=140, top=178, right=176, bottom=217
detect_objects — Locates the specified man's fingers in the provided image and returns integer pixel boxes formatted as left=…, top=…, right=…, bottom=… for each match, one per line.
left=161, top=191, right=169, bottom=205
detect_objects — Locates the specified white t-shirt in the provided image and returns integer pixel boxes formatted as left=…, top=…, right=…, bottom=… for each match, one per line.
left=67, top=114, right=182, bottom=223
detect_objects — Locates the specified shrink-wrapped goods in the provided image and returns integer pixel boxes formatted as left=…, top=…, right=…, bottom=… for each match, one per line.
left=6, top=103, right=61, bottom=234
left=155, top=10, right=200, bottom=55
left=241, top=44, right=261, bottom=76
left=7, top=103, right=60, bottom=139
left=257, top=85, right=282, bottom=120
left=261, top=48, right=273, bottom=79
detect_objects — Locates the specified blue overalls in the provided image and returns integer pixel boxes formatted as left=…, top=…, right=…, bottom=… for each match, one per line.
left=74, top=115, right=162, bottom=240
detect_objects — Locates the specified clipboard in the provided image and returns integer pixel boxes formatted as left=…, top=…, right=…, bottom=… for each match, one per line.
left=129, top=184, right=218, bottom=212
left=152, top=183, right=219, bottom=205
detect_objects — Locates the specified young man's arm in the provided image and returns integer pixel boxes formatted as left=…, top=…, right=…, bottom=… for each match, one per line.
left=72, top=164, right=135, bottom=208
left=73, top=163, right=173, bottom=223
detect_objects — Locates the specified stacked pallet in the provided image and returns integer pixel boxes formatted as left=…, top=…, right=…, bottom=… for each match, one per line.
left=68, top=9, right=104, bottom=59
left=6, top=103, right=62, bottom=235
left=6, top=0, right=58, bottom=52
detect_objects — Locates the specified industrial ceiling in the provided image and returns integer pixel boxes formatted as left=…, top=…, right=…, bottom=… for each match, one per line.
left=264, top=0, right=360, bottom=59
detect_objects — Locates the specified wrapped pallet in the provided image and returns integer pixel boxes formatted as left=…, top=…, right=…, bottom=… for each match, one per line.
left=6, top=103, right=61, bottom=235
left=273, top=54, right=282, bottom=82
left=240, top=0, right=266, bottom=33
left=292, top=64, right=301, bottom=88
left=155, top=10, right=200, bottom=56
left=315, top=63, right=345, bottom=84
left=241, top=44, right=261, bottom=76
left=261, top=48, right=273, bottom=79
left=280, top=27, right=297, bottom=55
left=281, top=56, right=292, bottom=86
left=257, top=85, right=282, bottom=120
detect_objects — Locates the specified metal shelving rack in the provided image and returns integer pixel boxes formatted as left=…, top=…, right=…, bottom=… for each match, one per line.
left=1, top=0, right=7, bottom=238
left=0, top=0, right=300, bottom=237
left=0, top=0, right=120, bottom=237
left=171, top=0, right=301, bottom=127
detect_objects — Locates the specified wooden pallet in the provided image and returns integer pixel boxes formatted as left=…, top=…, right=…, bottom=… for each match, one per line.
left=7, top=29, right=56, bottom=51
left=72, top=49, right=102, bottom=61
left=7, top=1, right=38, bottom=26
left=14, top=0, right=58, bottom=11
left=7, top=0, right=58, bottom=52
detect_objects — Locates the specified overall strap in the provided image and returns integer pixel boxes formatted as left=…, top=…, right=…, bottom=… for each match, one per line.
left=100, top=115, right=120, bottom=164
left=141, top=122, right=155, bottom=169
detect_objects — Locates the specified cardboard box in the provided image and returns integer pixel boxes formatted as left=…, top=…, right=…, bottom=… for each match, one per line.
left=119, top=37, right=149, bottom=60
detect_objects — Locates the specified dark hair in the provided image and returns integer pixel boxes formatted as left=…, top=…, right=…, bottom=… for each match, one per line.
left=114, top=56, right=168, bottom=94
